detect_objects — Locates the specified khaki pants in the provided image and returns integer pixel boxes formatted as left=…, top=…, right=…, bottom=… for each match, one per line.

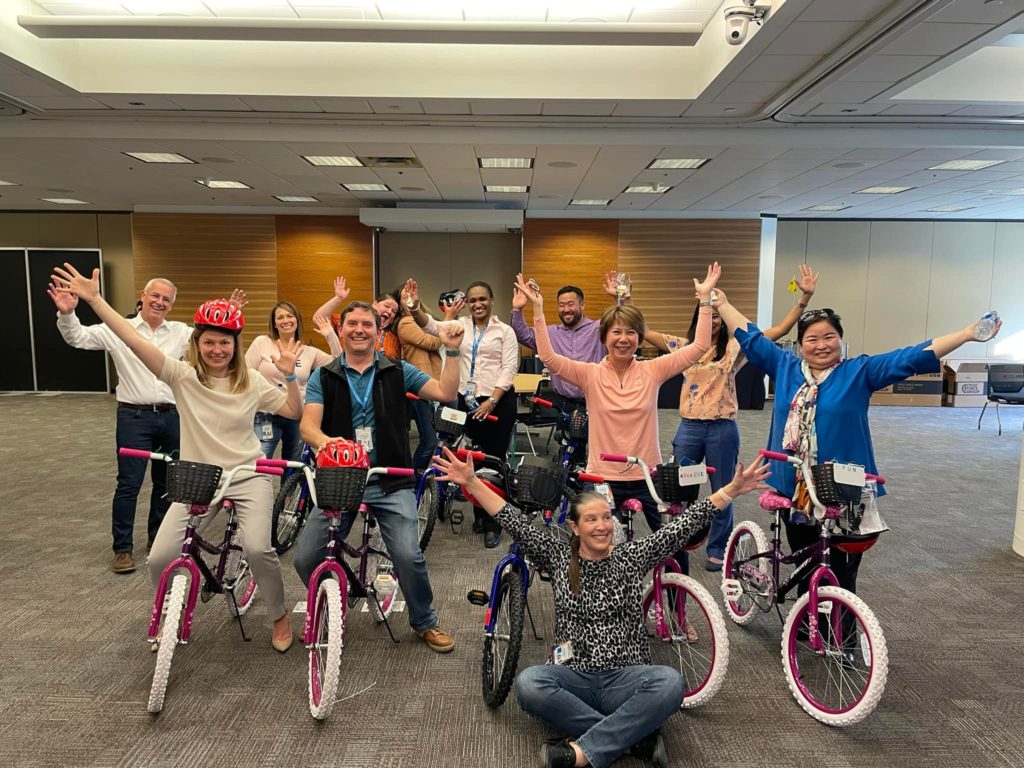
left=147, top=473, right=286, bottom=622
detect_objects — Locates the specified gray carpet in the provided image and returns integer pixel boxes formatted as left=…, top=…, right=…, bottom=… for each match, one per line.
left=1, top=394, right=1023, bottom=768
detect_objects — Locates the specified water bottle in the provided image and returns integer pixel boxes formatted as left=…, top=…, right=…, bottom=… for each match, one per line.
left=973, top=311, right=999, bottom=342
left=615, top=272, right=631, bottom=301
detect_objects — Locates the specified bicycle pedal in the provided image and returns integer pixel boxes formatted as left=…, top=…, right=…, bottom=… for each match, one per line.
left=450, top=510, right=465, bottom=525
left=721, top=579, right=743, bottom=600
left=466, top=589, right=489, bottom=606
left=537, top=569, right=552, bottom=583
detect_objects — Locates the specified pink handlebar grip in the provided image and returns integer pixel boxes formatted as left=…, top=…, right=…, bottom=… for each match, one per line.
left=255, top=458, right=289, bottom=468
left=456, top=448, right=486, bottom=461
left=119, top=448, right=153, bottom=459
left=532, top=397, right=553, bottom=407
left=484, top=414, right=499, bottom=422
left=707, top=467, right=717, bottom=475
left=600, top=453, right=629, bottom=463
left=386, top=467, right=415, bottom=477
left=577, top=472, right=604, bottom=484
left=866, top=473, right=886, bottom=486
left=257, top=466, right=285, bottom=476
left=758, top=449, right=791, bottom=462
left=405, top=392, right=421, bottom=401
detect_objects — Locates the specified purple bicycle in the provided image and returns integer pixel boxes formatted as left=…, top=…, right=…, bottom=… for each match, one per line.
left=721, top=449, right=889, bottom=726
left=120, top=448, right=282, bottom=714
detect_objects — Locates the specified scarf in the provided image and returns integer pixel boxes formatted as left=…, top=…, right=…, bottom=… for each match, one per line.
left=782, top=360, right=838, bottom=518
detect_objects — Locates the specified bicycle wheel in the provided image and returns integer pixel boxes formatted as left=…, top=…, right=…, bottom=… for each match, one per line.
left=222, top=547, right=258, bottom=617
left=417, top=476, right=440, bottom=552
left=722, top=520, right=770, bottom=625
left=642, top=573, right=729, bottom=709
left=308, top=576, right=345, bottom=720
left=149, top=573, right=187, bottom=713
left=781, top=585, right=888, bottom=726
left=482, top=570, right=525, bottom=708
left=271, top=472, right=310, bottom=555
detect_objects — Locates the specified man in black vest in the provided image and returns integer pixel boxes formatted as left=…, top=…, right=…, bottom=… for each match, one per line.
left=295, top=301, right=464, bottom=652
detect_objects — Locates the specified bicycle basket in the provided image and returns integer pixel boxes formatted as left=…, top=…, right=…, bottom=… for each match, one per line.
left=653, top=463, right=701, bottom=504
left=314, top=466, right=368, bottom=511
left=433, top=406, right=466, bottom=439
left=515, top=456, right=566, bottom=510
left=810, top=463, right=863, bottom=506
left=166, top=460, right=223, bottom=505
left=567, top=408, right=588, bottom=441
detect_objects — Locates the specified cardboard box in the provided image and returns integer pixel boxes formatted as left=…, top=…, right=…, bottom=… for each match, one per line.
left=942, top=359, right=1000, bottom=407
left=870, top=372, right=943, bottom=407
left=944, top=392, right=989, bottom=408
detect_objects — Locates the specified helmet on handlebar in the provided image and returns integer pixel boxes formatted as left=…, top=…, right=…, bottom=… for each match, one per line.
left=193, top=298, right=244, bottom=333
left=316, top=438, right=370, bottom=469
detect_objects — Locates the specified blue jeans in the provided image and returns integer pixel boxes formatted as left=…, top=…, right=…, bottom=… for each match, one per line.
left=293, top=481, right=439, bottom=634
left=113, top=406, right=180, bottom=553
left=410, top=397, right=438, bottom=472
left=516, top=664, right=683, bottom=768
left=254, top=413, right=302, bottom=460
left=672, top=418, right=739, bottom=560
left=606, top=480, right=690, bottom=575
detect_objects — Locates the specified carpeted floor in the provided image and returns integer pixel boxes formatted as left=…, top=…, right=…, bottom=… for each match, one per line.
left=1, top=394, right=1022, bottom=768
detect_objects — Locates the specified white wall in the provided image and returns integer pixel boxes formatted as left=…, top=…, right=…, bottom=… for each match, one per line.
left=774, top=219, right=1024, bottom=360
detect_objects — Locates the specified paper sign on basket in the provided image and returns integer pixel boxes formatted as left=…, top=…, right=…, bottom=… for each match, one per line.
left=440, top=406, right=467, bottom=425
left=677, top=463, right=708, bottom=486
left=832, top=462, right=866, bottom=487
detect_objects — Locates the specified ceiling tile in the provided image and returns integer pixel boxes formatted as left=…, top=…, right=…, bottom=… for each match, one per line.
left=807, top=103, right=889, bottom=116
left=541, top=101, right=617, bottom=116
left=767, top=21, right=864, bottom=55
left=612, top=101, right=690, bottom=117
left=470, top=100, right=544, bottom=115
left=810, top=81, right=890, bottom=103
left=369, top=99, right=424, bottom=114
left=240, top=96, right=324, bottom=112
left=949, top=104, right=1024, bottom=117
left=167, top=95, right=252, bottom=111
left=314, top=97, right=374, bottom=113
left=841, top=55, right=938, bottom=83
left=92, top=94, right=183, bottom=110
left=797, top=0, right=896, bottom=22
left=422, top=99, right=472, bottom=115
left=928, top=0, right=1024, bottom=24
left=714, top=81, right=787, bottom=103
left=24, top=96, right=110, bottom=110
left=881, top=102, right=964, bottom=116
left=884, top=21, right=996, bottom=56
left=740, top=55, right=822, bottom=83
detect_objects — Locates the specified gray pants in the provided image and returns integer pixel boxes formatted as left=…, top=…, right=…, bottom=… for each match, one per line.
left=147, top=473, right=286, bottom=622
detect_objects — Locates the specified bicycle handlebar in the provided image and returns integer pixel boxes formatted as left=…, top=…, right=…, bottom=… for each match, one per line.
left=119, top=447, right=169, bottom=461
left=405, top=392, right=421, bottom=401
left=255, top=458, right=289, bottom=468
left=599, top=452, right=633, bottom=464
left=576, top=472, right=604, bottom=484
left=758, top=449, right=794, bottom=463
left=258, top=466, right=284, bottom=476
left=456, top=448, right=486, bottom=461
left=532, top=397, right=553, bottom=407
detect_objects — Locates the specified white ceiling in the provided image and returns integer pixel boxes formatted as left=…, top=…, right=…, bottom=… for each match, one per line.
left=3, top=0, right=1024, bottom=220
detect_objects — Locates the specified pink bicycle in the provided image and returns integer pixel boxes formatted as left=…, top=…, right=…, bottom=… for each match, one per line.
left=119, top=448, right=282, bottom=713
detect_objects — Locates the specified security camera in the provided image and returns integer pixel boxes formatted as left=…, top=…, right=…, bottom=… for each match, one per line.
left=724, top=1, right=770, bottom=46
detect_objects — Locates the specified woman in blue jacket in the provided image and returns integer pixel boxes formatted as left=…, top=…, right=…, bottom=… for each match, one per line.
left=715, top=293, right=1000, bottom=596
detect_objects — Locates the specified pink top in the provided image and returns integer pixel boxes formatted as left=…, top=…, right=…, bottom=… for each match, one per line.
left=244, top=334, right=334, bottom=403
left=536, top=307, right=712, bottom=481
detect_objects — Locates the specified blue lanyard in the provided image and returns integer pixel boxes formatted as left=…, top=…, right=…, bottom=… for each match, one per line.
left=345, top=365, right=376, bottom=414
left=470, top=324, right=488, bottom=378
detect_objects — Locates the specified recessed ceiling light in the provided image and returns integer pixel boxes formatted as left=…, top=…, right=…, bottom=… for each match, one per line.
left=923, top=205, right=974, bottom=212
left=303, top=155, right=364, bottom=167
left=804, top=204, right=850, bottom=211
left=570, top=199, right=610, bottom=206
left=547, top=161, right=578, bottom=169
left=758, top=194, right=784, bottom=200
left=343, top=183, right=390, bottom=192
left=485, top=185, right=529, bottom=193
left=124, top=152, right=195, bottom=164
left=840, top=108, right=858, bottom=113
left=478, top=157, right=533, bottom=169
left=274, top=195, right=319, bottom=203
left=856, top=186, right=913, bottom=194
left=0, top=179, right=19, bottom=186
left=647, top=158, right=708, bottom=170
left=41, top=198, right=88, bottom=205
left=48, top=187, right=74, bottom=193
left=832, top=162, right=864, bottom=169
left=400, top=186, right=426, bottom=192
left=624, top=184, right=671, bottom=193
left=195, top=179, right=251, bottom=189
left=201, top=156, right=234, bottom=164
left=929, top=159, right=1006, bottom=171
left=722, top=107, right=737, bottom=113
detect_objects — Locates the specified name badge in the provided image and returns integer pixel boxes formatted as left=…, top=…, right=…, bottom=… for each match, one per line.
left=677, top=463, right=708, bottom=486
left=832, top=462, right=865, bottom=487
left=440, top=406, right=467, bottom=425
left=552, top=640, right=574, bottom=665
left=260, top=421, right=274, bottom=440
left=355, top=426, right=374, bottom=452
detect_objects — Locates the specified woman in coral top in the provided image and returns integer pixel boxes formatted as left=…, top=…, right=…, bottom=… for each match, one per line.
left=513, top=264, right=719, bottom=550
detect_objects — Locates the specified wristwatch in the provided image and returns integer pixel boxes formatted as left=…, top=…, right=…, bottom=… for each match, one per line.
left=444, top=348, right=461, bottom=357
left=698, top=299, right=713, bottom=307
left=488, top=396, right=498, bottom=405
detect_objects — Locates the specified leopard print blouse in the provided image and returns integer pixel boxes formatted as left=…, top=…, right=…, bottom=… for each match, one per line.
left=495, top=497, right=718, bottom=671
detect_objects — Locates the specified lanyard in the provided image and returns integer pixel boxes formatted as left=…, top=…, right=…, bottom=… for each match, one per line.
left=470, top=323, right=489, bottom=379
left=345, top=365, right=376, bottom=415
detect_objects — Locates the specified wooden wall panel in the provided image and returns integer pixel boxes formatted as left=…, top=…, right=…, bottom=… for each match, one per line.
left=521, top=219, right=620, bottom=327
left=132, top=213, right=277, bottom=351
left=618, top=220, right=761, bottom=341
left=276, top=216, right=373, bottom=352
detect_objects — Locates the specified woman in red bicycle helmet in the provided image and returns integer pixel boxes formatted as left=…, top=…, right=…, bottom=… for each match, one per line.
left=51, top=265, right=304, bottom=653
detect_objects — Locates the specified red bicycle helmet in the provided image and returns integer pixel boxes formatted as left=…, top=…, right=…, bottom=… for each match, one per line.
left=317, top=438, right=370, bottom=469
left=193, top=299, right=244, bottom=333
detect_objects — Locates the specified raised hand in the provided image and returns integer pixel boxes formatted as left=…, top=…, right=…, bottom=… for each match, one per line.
left=333, top=276, right=349, bottom=302
left=438, top=322, right=465, bottom=349
left=709, top=288, right=729, bottom=308
left=47, top=280, right=79, bottom=314
left=273, top=338, right=300, bottom=376
left=603, top=270, right=631, bottom=300
left=431, top=446, right=475, bottom=487
left=402, top=278, right=420, bottom=309
left=312, top=314, right=335, bottom=338
left=444, top=297, right=465, bottom=320
left=722, top=455, right=771, bottom=499
left=51, top=264, right=100, bottom=303
left=228, top=288, right=248, bottom=311
left=514, top=273, right=543, bottom=307
left=797, top=264, right=818, bottom=296
left=693, top=261, right=721, bottom=300
left=512, top=286, right=528, bottom=311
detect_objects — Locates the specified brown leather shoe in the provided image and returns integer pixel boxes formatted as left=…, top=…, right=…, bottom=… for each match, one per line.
left=417, top=626, right=455, bottom=653
left=111, top=552, right=136, bottom=574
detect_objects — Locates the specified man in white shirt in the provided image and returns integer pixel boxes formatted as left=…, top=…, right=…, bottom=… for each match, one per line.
left=49, top=277, right=191, bottom=574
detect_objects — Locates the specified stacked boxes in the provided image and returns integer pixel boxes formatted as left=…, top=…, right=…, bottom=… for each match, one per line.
left=942, top=360, right=992, bottom=408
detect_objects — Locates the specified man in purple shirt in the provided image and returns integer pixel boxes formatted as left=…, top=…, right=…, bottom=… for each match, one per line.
left=510, top=284, right=607, bottom=413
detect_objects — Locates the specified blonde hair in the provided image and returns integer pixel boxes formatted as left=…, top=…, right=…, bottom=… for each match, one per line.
left=186, top=328, right=250, bottom=393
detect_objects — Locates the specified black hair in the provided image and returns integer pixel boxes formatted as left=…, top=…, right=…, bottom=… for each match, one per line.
left=466, top=281, right=494, bottom=298
left=556, top=285, right=584, bottom=302
left=797, top=308, right=843, bottom=343
left=687, top=302, right=728, bottom=362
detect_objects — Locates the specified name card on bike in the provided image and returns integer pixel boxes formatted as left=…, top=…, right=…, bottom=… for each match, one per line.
left=440, top=406, right=467, bottom=425
left=677, top=463, right=708, bottom=486
left=832, top=462, right=866, bottom=487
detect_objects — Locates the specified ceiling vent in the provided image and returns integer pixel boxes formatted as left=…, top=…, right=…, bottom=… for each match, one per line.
left=360, top=156, right=422, bottom=169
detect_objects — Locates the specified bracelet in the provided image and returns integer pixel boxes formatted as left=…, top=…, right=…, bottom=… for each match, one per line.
left=285, top=373, right=298, bottom=383
left=715, top=488, right=734, bottom=506
left=444, top=349, right=461, bottom=357
left=799, top=302, right=808, bottom=309
left=698, top=299, right=713, bottom=308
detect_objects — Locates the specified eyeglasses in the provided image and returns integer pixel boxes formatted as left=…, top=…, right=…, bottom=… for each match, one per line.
left=800, top=308, right=840, bottom=323
left=145, top=290, right=175, bottom=304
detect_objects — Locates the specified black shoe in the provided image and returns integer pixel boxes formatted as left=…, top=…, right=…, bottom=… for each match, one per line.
left=472, top=518, right=485, bottom=534
left=540, top=741, right=576, bottom=768
left=631, top=730, right=668, bottom=767
left=484, top=529, right=501, bottom=548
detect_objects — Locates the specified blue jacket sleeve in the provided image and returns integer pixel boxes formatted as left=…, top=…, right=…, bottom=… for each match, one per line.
left=734, top=322, right=785, bottom=378
left=863, top=341, right=941, bottom=391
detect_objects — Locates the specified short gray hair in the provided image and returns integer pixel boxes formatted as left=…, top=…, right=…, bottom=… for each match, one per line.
left=143, top=278, right=177, bottom=301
